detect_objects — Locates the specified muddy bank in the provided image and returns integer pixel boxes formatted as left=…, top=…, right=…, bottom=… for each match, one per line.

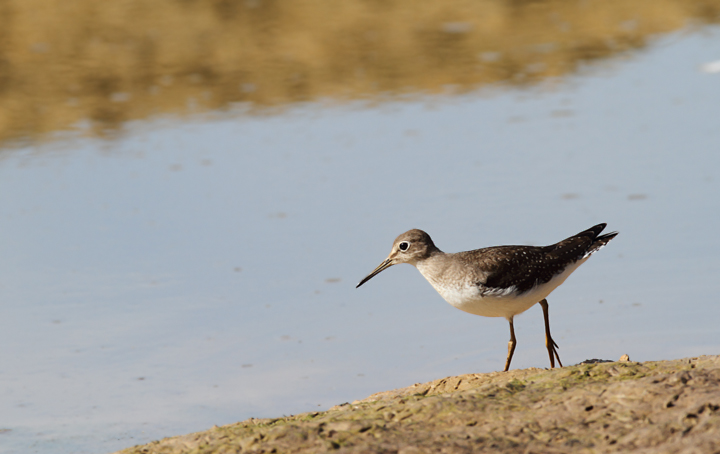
left=116, top=355, right=720, bottom=453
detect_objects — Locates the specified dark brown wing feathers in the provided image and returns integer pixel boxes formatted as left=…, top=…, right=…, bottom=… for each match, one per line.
left=477, top=223, right=617, bottom=293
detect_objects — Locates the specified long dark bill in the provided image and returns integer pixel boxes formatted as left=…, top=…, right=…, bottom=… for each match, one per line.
left=356, top=259, right=393, bottom=288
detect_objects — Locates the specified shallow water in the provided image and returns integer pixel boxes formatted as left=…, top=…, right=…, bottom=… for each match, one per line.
left=1, top=3, right=720, bottom=453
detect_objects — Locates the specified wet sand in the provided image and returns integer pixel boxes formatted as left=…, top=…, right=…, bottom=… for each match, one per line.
left=115, top=355, right=720, bottom=453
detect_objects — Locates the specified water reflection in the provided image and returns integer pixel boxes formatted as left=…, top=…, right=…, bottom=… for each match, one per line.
left=1, top=0, right=719, bottom=147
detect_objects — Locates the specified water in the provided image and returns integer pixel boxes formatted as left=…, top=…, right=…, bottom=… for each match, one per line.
left=1, top=6, right=720, bottom=454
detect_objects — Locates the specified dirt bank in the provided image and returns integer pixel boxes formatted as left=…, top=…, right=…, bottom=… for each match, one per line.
left=116, top=355, right=720, bottom=453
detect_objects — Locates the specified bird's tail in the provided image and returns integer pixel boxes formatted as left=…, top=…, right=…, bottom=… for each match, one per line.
left=583, top=224, right=618, bottom=258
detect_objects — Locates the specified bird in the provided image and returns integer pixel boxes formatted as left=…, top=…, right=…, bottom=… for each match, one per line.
left=356, top=223, right=618, bottom=371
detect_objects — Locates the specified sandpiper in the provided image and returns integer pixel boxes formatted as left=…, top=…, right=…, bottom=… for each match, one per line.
left=356, top=223, right=618, bottom=371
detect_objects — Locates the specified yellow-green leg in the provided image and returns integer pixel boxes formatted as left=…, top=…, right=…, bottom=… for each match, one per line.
left=503, top=317, right=517, bottom=372
left=539, top=299, right=563, bottom=368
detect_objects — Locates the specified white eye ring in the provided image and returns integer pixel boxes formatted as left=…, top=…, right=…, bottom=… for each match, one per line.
left=398, top=241, right=410, bottom=252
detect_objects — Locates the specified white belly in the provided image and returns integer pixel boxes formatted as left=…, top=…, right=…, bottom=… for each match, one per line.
left=418, top=258, right=588, bottom=319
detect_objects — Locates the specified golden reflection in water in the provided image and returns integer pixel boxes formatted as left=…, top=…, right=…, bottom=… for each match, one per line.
left=0, top=0, right=719, bottom=147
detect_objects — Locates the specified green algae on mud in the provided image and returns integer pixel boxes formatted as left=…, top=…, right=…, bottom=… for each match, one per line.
left=115, top=355, right=720, bottom=454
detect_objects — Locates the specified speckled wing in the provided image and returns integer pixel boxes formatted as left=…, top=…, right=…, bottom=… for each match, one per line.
left=473, top=223, right=617, bottom=294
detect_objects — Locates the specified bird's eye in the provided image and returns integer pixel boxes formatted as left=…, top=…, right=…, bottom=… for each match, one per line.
left=399, top=241, right=410, bottom=251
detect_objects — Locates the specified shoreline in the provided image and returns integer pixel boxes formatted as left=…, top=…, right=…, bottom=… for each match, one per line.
left=115, top=355, right=720, bottom=453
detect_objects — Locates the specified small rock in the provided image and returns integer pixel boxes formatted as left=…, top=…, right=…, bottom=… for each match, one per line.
left=619, top=354, right=630, bottom=362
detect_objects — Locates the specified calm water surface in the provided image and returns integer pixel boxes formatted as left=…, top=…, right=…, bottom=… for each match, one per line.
left=1, top=4, right=720, bottom=454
